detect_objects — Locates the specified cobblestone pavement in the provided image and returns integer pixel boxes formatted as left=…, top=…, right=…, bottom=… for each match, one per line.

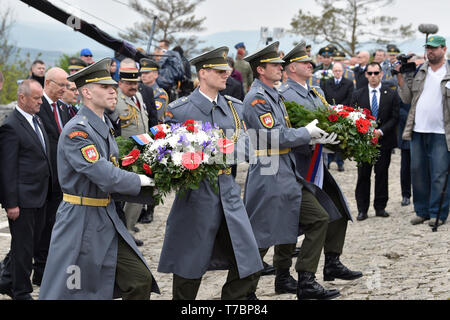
left=0, top=151, right=449, bottom=300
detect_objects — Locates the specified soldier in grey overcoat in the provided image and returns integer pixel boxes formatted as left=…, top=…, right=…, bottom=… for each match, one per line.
left=280, top=42, right=362, bottom=285
left=39, top=58, right=159, bottom=300
left=242, top=42, right=342, bottom=300
left=158, top=47, right=263, bottom=300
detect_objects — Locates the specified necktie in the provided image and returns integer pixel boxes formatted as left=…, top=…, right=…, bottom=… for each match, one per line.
left=68, top=105, right=77, bottom=118
left=335, top=79, right=340, bottom=85
left=32, top=115, right=45, bottom=150
left=371, top=89, right=378, bottom=118
left=133, top=96, right=141, bottom=110
left=52, top=102, right=62, bottom=133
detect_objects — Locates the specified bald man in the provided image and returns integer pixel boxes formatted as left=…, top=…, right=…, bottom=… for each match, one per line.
left=354, top=51, right=370, bottom=89
left=33, top=67, right=70, bottom=285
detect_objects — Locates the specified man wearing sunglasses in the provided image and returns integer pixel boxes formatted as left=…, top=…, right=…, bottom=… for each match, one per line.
left=396, top=35, right=450, bottom=227
left=80, top=48, right=94, bottom=65
left=351, top=62, right=400, bottom=221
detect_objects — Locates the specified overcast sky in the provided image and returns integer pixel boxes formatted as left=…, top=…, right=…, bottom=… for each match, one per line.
left=4, top=0, right=450, bottom=37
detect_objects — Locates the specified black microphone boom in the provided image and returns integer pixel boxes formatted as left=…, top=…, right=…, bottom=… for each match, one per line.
left=19, top=0, right=149, bottom=63
left=418, top=24, right=439, bottom=35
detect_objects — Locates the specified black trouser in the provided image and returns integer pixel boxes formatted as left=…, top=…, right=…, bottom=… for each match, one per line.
left=400, top=148, right=411, bottom=199
left=172, top=216, right=255, bottom=300
left=355, top=148, right=392, bottom=213
left=33, top=190, right=62, bottom=280
left=3, top=206, right=46, bottom=298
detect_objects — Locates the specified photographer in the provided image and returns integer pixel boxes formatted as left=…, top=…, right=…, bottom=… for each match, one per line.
left=396, top=35, right=450, bottom=227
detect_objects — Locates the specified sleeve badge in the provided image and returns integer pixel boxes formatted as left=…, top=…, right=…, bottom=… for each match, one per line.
left=81, top=145, right=100, bottom=163
left=68, top=131, right=88, bottom=139
left=251, top=99, right=266, bottom=107
left=155, top=101, right=163, bottom=110
left=259, top=113, right=274, bottom=129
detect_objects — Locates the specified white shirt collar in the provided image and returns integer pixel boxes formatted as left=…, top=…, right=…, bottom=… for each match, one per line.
left=199, top=89, right=218, bottom=104
left=296, top=81, right=309, bottom=91
left=43, top=91, right=55, bottom=106
left=16, top=105, right=34, bottom=123
left=368, top=83, right=382, bottom=92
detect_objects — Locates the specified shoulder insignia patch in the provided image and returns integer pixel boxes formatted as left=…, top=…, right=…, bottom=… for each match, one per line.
left=68, top=131, right=88, bottom=139
left=155, top=100, right=163, bottom=110
left=165, top=111, right=174, bottom=119
left=259, top=112, right=274, bottom=129
left=251, top=99, right=266, bottom=107
left=81, top=145, right=100, bottom=163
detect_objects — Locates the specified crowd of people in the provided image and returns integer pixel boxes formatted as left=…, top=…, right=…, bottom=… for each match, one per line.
left=0, top=35, right=448, bottom=300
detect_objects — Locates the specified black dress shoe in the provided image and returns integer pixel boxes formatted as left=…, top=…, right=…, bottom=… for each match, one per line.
left=401, top=197, right=410, bottom=206
left=32, top=275, right=42, bottom=286
left=337, top=165, right=345, bottom=172
left=291, top=246, right=301, bottom=258
left=133, top=236, right=144, bottom=246
left=297, top=272, right=340, bottom=300
left=375, top=210, right=390, bottom=217
left=247, top=292, right=259, bottom=300
left=357, top=212, right=368, bottom=221
left=132, top=226, right=140, bottom=233
left=323, top=253, right=363, bottom=281
left=14, top=294, right=33, bottom=300
left=275, top=269, right=297, bottom=294
left=261, top=261, right=276, bottom=276
left=139, top=206, right=154, bottom=224
left=0, top=281, right=13, bottom=298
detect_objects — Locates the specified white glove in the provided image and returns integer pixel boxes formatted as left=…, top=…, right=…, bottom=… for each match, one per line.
left=139, top=174, right=155, bottom=187
left=305, top=119, right=326, bottom=139
left=310, top=132, right=340, bottom=145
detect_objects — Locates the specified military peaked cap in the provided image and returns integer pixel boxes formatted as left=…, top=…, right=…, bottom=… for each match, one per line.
left=67, top=58, right=117, bottom=88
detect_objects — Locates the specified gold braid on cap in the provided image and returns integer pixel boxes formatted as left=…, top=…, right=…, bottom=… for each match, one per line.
left=260, top=56, right=282, bottom=63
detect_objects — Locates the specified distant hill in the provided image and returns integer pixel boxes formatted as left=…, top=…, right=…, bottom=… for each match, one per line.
left=9, top=21, right=448, bottom=65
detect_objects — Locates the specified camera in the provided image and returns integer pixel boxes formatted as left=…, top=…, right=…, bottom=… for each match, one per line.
left=391, top=54, right=417, bottom=75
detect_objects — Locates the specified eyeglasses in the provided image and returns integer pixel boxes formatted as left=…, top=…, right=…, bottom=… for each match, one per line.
left=82, top=55, right=93, bottom=57
left=50, top=79, right=67, bottom=88
left=367, top=71, right=380, bottom=76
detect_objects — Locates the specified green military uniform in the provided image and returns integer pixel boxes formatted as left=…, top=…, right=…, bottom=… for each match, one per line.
left=234, top=59, right=253, bottom=93
left=243, top=42, right=342, bottom=299
left=313, top=46, right=335, bottom=88
left=139, top=58, right=169, bottom=123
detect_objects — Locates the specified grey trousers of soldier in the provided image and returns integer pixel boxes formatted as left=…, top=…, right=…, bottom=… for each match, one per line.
left=123, top=202, right=143, bottom=231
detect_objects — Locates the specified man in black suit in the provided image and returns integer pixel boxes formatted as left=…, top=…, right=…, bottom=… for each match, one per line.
left=323, top=62, right=354, bottom=106
left=33, top=67, right=69, bottom=284
left=323, top=62, right=354, bottom=171
left=0, top=80, right=52, bottom=299
left=351, top=62, right=399, bottom=221
left=353, top=51, right=370, bottom=89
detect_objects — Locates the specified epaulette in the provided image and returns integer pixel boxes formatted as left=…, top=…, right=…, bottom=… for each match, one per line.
left=166, top=96, right=189, bottom=110
left=278, top=82, right=289, bottom=93
left=223, top=95, right=243, bottom=105
left=77, top=115, right=88, bottom=127
left=256, top=85, right=266, bottom=95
